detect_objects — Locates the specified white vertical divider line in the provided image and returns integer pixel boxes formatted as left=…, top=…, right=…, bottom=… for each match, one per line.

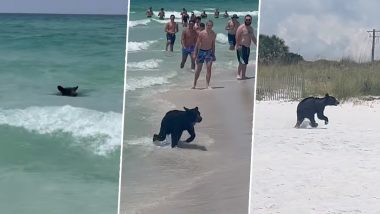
left=117, top=0, right=131, bottom=213
left=248, top=0, right=262, bottom=213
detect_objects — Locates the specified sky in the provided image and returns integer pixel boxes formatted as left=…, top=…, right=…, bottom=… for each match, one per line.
left=259, top=0, right=380, bottom=61
left=0, top=0, right=127, bottom=15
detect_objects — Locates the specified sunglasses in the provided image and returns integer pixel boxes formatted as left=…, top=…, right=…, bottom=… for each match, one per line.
left=245, top=19, right=252, bottom=21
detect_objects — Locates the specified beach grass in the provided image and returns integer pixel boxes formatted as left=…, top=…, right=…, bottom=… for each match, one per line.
left=257, top=60, right=380, bottom=101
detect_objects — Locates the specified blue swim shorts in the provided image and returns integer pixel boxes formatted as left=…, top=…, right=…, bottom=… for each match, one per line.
left=166, top=33, right=176, bottom=45
left=197, top=49, right=216, bottom=64
left=182, top=46, right=195, bottom=56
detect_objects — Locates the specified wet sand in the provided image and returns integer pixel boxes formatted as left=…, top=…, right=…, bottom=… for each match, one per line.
left=120, top=64, right=255, bottom=214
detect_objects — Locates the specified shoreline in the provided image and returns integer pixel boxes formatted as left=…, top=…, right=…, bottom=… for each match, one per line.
left=120, top=64, right=256, bottom=214
left=121, top=6, right=257, bottom=212
left=141, top=65, right=256, bottom=213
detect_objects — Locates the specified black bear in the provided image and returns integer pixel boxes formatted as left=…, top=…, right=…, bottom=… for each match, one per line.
left=153, top=107, right=202, bottom=148
left=57, top=85, right=78, bottom=97
left=295, top=93, right=339, bottom=128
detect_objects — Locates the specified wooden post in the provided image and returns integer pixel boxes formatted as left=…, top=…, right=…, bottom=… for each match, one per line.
left=372, top=29, right=375, bottom=62
left=367, top=29, right=380, bottom=62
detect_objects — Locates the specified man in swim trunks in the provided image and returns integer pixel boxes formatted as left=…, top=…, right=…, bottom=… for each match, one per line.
left=214, top=8, right=220, bottom=18
left=146, top=7, right=153, bottom=18
left=180, top=8, right=186, bottom=16
left=225, top=14, right=240, bottom=50
left=180, top=20, right=197, bottom=70
left=235, top=14, right=257, bottom=80
left=165, top=15, right=179, bottom=52
left=182, top=10, right=189, bottom=27
left=158, top=8, right=165, bottom=20
left=201, top=11, right=207, bottom=18
left=223, top=10, right=229, bottom=18
left=192, top=20, right=216, bottom=89
left=190, top=12, right=196, bottom=22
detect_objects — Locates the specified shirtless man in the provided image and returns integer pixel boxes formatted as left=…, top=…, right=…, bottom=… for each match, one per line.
left=182, top=10, right=189, bottom=27
left=235, top=15, right=257, bottom=80
left=223, top=10, right=229, bottom=18
left=146, top=7, right=153, bottom=18
left=165, top=15, right=179, bottom=52
left=190, top=12, right=196, bottom=22
left=193, top=16, right=201, bottom=31
left=158, top=8, right=165, bottom=20
left=197, top=23, right=205, bottom=34
left=225, top=14, right=240, bottom=50
left=192, top=20, right=216, bottom=89
left=180, top=8, right=186, bottom=16
left=201, top=11, right=207, bottom=18
left=214, top=8, right=220, bottom=18
left=180, top=20, right=197, bottom=70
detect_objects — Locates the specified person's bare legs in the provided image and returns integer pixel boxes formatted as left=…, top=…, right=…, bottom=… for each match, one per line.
left=237, top=63, right=242, bottom=79
left=166, top=40, right=170, bottom=51
left=180, top=52, right=188, bottom=68
left=241, top=64, right=247, bottom=79
left=192, top=62, right=203, bottom=89
left=206, top=62, right=213, bottom=88
left=190, top=54, right=196, bottom=70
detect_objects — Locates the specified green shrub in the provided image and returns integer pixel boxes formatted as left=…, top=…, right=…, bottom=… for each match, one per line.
left=257, top=60, right=380, bottom=101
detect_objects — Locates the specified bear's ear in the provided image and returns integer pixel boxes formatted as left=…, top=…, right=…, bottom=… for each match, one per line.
left=195, top=106, right=198, bottom=111
left=325, top=93, right=329, bottom=97
left=184, top=107, right=189, bottom=111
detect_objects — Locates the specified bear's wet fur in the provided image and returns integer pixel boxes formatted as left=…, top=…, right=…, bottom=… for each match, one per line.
left=295, top=93, right=339, bottom=128
left=57, top=85, right=78, bottom=97
left=153, top=107, right=202, bottom=148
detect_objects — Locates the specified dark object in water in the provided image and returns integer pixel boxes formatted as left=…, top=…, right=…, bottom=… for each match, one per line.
left=57, top=85, right=78, bottom=97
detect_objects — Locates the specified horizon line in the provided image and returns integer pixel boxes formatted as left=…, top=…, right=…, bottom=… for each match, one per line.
left=0, top=12, right=127, bottom=16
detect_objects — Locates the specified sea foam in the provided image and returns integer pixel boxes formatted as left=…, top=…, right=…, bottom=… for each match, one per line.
left=152, top=10, right=183, bottom=19
left=127, top=59, right=162, bottom=70
left=125, top=70, right=177, bottom=91
left=125, top=76, right=172, bottom=91
left=128, top=40, right=157, bottom=52
left=190, top=10, right=258, bottom=17
left=0, top=105, right=122, bottom=155
left=151, top=18, right=182, bottom=24
left=216, top=33, right=228, bottom=44
left=129, top=19, right=151, bottom=28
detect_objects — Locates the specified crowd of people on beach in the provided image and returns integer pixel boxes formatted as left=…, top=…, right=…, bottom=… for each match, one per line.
left=145, top=7, right=257, bottom=89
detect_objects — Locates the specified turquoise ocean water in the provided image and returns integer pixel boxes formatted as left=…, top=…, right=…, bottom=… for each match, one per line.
left=121, top=0, right=258, bottom=213
left=0, top=14, right=126, bottom=213
left=125, top=0, right=258, bottom=140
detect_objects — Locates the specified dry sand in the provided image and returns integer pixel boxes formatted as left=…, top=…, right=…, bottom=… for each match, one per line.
left=251, top=100, right=380, bottom=213
left=120, top=65, right=255, bottom=214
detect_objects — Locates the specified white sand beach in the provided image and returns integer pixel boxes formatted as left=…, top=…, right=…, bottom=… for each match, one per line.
left=251, top=100, right=380, bottom=213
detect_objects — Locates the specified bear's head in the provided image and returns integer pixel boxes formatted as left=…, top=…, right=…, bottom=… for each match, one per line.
left=184, top=107, right=202, bottom=123
left=324, top=93, right=339, bottom=106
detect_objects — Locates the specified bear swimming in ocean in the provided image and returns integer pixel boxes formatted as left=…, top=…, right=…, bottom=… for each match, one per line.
left=295, top=93, right=339, bottom=128
left=57, top=85, right=78, bottom=97
left=153, top=107, right=202, bottom=148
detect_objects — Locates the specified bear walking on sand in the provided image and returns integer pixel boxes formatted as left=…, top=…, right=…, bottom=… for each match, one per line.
left=295, top=93, right=339, bottom=128
left=153, top=107, right=202, bottom=148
